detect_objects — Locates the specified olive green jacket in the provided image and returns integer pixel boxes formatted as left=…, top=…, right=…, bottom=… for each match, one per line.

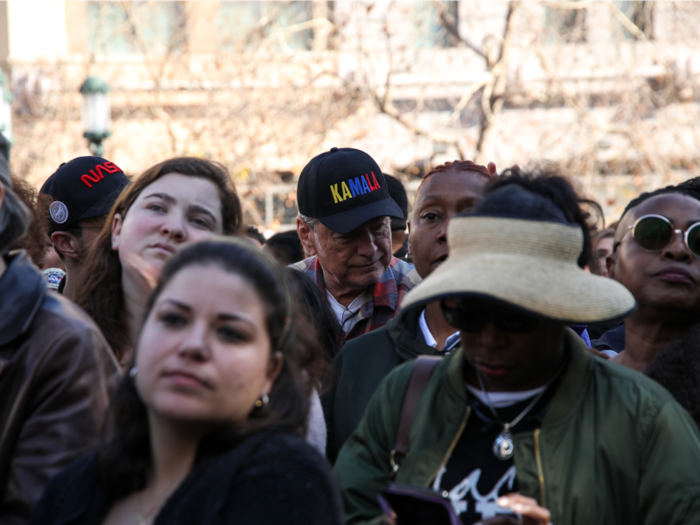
left=334, top=329, right=700, bottom=525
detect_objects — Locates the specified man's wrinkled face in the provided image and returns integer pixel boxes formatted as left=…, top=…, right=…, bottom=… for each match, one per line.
left=305, top=216, right=392, bottom=297
left=608, top=193, right=700, bottom=315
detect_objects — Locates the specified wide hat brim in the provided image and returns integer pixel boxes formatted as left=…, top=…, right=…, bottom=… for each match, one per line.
left=318, top=196, right=403, bottom=234
left=401, top=216, right=636, bottom=324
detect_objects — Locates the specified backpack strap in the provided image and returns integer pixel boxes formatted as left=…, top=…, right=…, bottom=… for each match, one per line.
left=390, top=355, right=442, bottom=475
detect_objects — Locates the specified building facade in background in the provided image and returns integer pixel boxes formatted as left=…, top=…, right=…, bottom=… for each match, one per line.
left=1, top=1, right=699, bottom=228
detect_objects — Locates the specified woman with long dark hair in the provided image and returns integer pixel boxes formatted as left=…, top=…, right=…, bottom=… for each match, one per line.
left=75, top=157, right=242, bottom=364
left=32, top=237, right=343, bottom=525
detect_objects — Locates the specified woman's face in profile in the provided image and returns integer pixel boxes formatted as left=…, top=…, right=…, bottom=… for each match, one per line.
left=111, top=173, right=224, bottom=286
left=135, top=264, right=281, bottom=425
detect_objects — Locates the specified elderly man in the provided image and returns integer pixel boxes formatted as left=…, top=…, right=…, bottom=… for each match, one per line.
left=293, top=147, right=420, bottom=341
left=0, top=137, right=119, bottom=524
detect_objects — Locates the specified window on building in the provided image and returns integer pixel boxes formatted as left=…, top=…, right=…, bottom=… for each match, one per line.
left=413, top=1, right=459, bottom=49
left=616, top=1, right=653, bottom=39
left=217, top=1, right=313, bottom=52
left=87, top=1, right=185, bottom=55
left=545, top=3, right=587, bottom=43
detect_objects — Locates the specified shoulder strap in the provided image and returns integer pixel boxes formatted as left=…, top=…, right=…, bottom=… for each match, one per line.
left=390, top=355, right=442, bottom=474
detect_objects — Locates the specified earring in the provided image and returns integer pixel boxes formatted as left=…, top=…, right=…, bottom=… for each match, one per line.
left=255, top=393, right=269, bottom=408
left=129, top=366, right=137, bottom=380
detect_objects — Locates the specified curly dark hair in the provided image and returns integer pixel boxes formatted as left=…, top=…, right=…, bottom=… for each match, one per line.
left=98, top=237, right=325, bottom=501
left=75, top=157, right=243, bottom=361
left=620, top=177, right=700, bottom=220
left=8, top=175, right=48, bottom=266
left=482, top=169, right=602, bottom=268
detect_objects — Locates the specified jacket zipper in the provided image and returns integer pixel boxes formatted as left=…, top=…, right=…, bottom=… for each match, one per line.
left=534, top=428, right=546, bottom=508
left=425, top=406, right=471, bottom=487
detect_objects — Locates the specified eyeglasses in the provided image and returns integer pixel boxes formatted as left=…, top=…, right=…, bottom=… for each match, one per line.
left=617, top=214, right=700, bottom=257
left=440, top=298, right=539, bottom=334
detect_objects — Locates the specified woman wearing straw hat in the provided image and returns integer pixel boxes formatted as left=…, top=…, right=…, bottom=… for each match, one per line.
left=334, top=172, right=700, bottom=525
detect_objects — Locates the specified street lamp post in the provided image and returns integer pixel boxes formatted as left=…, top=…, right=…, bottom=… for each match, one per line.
left=80, top=76, right=111, bottom=156
left=0, top=70, right=13, bottom=142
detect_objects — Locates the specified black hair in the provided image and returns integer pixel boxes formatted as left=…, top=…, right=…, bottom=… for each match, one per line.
left=265, top=230, right=304, bottom=266
left=244, top=225, right=266, bottom=245
left=98, top=238, right=324, bottom=501
left=621, top=177, right=700, bottom=220
left=384, top=174, right=409, bottom=231
left=286, top=269, right=341, bottom=363
left=480, top=169, right=602, bottom=268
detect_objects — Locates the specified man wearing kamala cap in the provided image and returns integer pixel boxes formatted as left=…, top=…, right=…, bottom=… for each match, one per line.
left=0, top=136, right=118, bottom=523
left=40, top=156, right=129, bottom=300
left=293, top=147, right=420, bottom=342
left=335, top=172, right=700, bottom=525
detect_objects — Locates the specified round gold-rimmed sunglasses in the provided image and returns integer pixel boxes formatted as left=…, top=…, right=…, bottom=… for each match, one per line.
left=615, top=214, right=700, bottom=257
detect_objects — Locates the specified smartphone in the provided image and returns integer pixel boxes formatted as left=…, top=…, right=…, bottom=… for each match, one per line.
left=377, top=483, right=463, bottom=525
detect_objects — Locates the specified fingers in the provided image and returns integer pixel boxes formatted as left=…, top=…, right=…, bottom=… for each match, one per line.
left=487, top=161, right=497, bottom=175
left=512, top=164, right=521, bottom=174
left=497, top=493, right=551, bottom=525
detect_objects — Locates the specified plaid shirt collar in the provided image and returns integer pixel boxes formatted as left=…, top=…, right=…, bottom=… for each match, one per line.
left=291, top=255, right=417, bottom=325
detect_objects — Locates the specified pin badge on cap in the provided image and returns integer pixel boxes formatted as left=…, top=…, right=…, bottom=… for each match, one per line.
left=49, top=201, right=69, bottom=224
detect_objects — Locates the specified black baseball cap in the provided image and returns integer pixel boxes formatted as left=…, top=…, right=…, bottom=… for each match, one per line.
left=297, top=147, right=403, bottom=234
left=384, top=174, right=408, bottom=232
left=40, top=156, right=130, bottom=233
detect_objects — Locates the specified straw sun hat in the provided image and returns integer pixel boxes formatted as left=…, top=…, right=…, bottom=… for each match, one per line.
left=400, top=185, right=636, bottom=324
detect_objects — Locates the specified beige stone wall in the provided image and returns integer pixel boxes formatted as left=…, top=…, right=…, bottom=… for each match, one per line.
left=3, top=1, right=700, bottom=228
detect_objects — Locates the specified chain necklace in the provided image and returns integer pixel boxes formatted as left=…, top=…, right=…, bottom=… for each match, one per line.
left=134, top=478, right=181, bottom=525
left=476, top=362, right=565, bottom=461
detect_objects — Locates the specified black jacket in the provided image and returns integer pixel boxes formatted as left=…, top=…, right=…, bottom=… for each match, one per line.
left=0, top=252, right=118, bottom=525
left=30, top=427, right=343, bottom=525
left=322, top=308, right=442, bottom=462
left=591, top=323, right=625, bottom=353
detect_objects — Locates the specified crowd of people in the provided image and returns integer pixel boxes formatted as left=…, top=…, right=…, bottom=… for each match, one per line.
left=1, top=132, right=700, bottom=525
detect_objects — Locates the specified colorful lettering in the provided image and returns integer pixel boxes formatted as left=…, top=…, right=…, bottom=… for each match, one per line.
left=361, top=175, right=372, bottom=193
left=341, top=181, right=352, bottom=200
left=365, top=174, right=375, bottom=191
left=330, top=183, right=342, bottom=203
left=348, top=177, right=364, bottom=197
left=371, top=172, right=381, bottom=190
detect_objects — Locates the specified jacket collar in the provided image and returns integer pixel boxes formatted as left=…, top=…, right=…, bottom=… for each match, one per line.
left=444, top=327, right=591, bottom=423
left=0, top=251, right=46, bottom=347
left=386, top=307, right=442, bottom=361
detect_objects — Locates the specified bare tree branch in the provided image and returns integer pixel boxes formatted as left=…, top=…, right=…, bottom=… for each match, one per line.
left=431, top=0, right=488, bottom=61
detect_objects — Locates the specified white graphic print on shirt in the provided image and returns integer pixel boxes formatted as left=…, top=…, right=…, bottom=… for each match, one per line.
left=432, top=464, right=517, bottom=520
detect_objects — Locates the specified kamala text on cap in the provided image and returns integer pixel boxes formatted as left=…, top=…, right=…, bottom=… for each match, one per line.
left=330, top=172, right=382, bottom=204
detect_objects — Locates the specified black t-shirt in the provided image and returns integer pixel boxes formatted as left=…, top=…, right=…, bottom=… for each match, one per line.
left=434, top=387, right=556, bottom=525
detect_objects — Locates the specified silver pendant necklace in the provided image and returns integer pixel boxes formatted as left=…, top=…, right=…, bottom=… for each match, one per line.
left=476, top=364, right=564, bottom=461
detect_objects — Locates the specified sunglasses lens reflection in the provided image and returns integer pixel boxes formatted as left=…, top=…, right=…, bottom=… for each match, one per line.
left=687, top=224, right=700, bottom=257
left=634, top=216, right=674, bottom=251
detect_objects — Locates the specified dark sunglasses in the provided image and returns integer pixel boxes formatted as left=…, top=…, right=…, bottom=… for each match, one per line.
left=439, top=298, right=539, bottom=334
left=617, top=214, right=700, bottom=257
